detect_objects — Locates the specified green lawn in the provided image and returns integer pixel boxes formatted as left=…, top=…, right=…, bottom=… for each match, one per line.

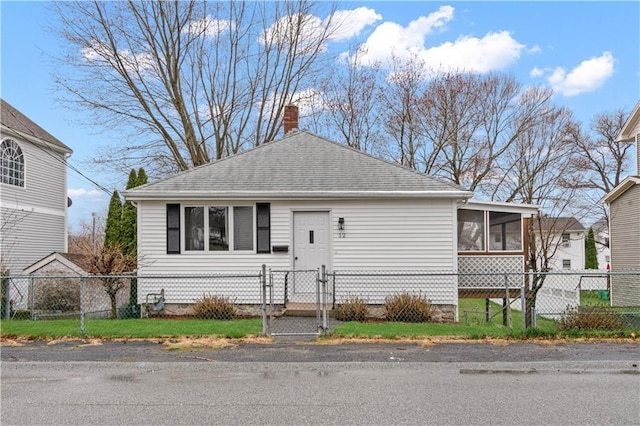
left=331, top=298, right=558, bottom=339
left=581, top=290, right=610, bottom=306
left=0, top=318, right=262, bottom=339
left=2, top=297, right=638, bottom=340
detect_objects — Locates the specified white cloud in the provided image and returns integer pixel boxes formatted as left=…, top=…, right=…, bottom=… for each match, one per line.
left=353, top=7, right=524, bottom=74
left=356, top=6, right=455, bottom=65
left=546, top=52, right=615, bottom=97
left=68, top=188, right=105, bottom=201
left=530, top=67, right=545, bottom=78
left=421, top=31, right=524, bottom=73
left=82, top=40, right=155, bottom=73
left=261, top=7, right=380, bottom=49
left=527, top=45, right=542, bottom=54
left=326, top=7, right=382, bottom=41
left=186, top=17, right=233, bottom=37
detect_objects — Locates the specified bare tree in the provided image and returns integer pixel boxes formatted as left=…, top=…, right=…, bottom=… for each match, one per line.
left=568, top=109, right=634, bottom=222
left=378, top=54, right=430, bottom=168
left=48, top=0, right=338, bottom=177
left=420, top=75, right=555, bottom=192
left=487, top=104, right=584, bottom=326
left=315, top=48, right=385, bottom=154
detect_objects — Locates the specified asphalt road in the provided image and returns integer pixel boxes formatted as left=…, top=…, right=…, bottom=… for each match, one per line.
left=1, top=340, right=639, bottom=425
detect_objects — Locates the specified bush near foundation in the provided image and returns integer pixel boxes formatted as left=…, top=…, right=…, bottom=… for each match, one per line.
left=384, top=293, right=433, bottom=323
left=193, top=294, right=237, bottom=320
left=335, top=296, right=369, bottom=322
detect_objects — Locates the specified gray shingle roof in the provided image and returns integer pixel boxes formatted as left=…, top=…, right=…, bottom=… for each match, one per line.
left=539, top=217, right=586, bottom=232
left=1, top=99, right=72, bottom=153
left=125, top=130, right=471, bottom=200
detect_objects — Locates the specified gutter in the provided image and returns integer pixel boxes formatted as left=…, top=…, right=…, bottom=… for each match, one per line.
left=123, top=190, right=475, bottom=202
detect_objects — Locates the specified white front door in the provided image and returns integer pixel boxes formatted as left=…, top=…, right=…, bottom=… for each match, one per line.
left=293, top=211, right=330, bottom=273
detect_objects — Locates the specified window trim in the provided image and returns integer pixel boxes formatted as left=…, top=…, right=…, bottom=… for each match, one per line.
left=182, top=204, right=256, bottom=253
left=256, top=203, right=271, bottom=254
left=458, top=209, right=524, bottom=254
left=1, top=138, right=25, bottom=188
left=487, top=211, right=523, bottom=253
left=457, top=209, right=486, bottom=253
left=167, top=204, right=181, bottom=254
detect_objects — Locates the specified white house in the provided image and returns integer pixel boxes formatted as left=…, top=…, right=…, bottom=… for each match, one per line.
left=0, top=99, right=72, bottom=275
left=602, top=101, right=640, bottom=306
left=537, top=217, right=586, bottom=271
left=124, top=105, right=543, bottom=320
left=124, top=127, right=473, bottom=312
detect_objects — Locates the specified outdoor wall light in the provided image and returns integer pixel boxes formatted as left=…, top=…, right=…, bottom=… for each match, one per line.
left=338, top=217, right=345, bottom=230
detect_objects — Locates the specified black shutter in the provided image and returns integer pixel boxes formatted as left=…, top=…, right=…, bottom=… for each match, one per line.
left=256, top=203, right=271, bottom=253
left=167, top=204, right=181, bottom=254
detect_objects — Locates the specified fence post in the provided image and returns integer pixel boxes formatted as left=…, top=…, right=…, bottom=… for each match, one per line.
left=2, top=274, right=9, bottom=319
left=505, top=274, right=512, bottom=332
left=521, top=277, right=527, bottom=331
left=321, top=265, right=328, bottom=334
left=261, top=264, right=267, bottom=337
left=79, top=277, right=85, bottom=338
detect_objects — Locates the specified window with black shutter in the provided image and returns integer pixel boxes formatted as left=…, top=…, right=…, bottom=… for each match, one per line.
left=166, top=204, right=181, bottom=254
left=256, top=203, right=271, bottom=253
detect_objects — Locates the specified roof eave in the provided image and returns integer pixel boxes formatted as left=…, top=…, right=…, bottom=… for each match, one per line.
left=1, top=124, right=73, bottom=154
left=616, top=101, right=640, bottom=142
left=123, top=190, right=475, bottom=201
left=462, top=199, right=541, bottom=215
left=601, top=176, right=640, bottom=203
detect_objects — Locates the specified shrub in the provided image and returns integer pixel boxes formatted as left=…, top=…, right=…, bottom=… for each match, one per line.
left=192, top=294, right=237, bottom=320
left=558, top=306, right=626, bottom=331
left=384, top=293, right=433, bottom=323
left=335, top=296, right=369, bottom=322
left=13, top=310, right=31, bottom=320
left=33, top=279, right=80, bottom=312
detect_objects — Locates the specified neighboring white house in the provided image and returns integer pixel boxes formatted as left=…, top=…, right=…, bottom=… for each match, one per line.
left=0, top=99, right=72, bottom=274
left=602, top=101, right=640, bottom=306
left=589, top=218, right=611, bottom=270
left=537, top=217, right=586, bottom=271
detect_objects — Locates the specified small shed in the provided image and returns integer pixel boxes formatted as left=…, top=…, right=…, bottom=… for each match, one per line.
left=19, top=252, right=130, bottom=318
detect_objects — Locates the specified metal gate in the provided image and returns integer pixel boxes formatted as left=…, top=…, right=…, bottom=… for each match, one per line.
left=262, top=267, right=329, bottom=336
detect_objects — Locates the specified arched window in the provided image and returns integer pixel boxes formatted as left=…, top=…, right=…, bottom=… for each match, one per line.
left=1, top=139, right=24, bottom=187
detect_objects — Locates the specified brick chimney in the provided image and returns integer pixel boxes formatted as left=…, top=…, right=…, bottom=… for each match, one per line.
left=283, top=104, right=299, bottom=135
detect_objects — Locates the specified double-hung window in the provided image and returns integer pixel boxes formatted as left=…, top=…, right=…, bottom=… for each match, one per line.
left=167, top=203, right=271, bottom=254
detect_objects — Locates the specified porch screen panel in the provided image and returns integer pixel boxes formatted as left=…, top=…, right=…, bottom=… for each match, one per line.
left=489, top=212, right=522, bottom=251
left=458, top=209, right=485, bottom=251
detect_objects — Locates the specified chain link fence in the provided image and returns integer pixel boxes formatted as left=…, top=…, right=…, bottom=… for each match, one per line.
left=1, top=269, right=638, bottom=337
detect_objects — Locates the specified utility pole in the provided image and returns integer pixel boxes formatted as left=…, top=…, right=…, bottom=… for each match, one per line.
left=92, top=212, right=97, bottom=249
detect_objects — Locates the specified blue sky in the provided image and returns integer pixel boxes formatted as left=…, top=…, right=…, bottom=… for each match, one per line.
left=1, top=1, right=639, bottom=231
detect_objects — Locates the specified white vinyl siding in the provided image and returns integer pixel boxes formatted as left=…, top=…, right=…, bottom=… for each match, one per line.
left=0, top=137, right=67, bottom=211
left=136, top=198, right=459, bottom=304
left=0, top=133, right=68, bottom=275
left=0, top=208, right=67, bottom=274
